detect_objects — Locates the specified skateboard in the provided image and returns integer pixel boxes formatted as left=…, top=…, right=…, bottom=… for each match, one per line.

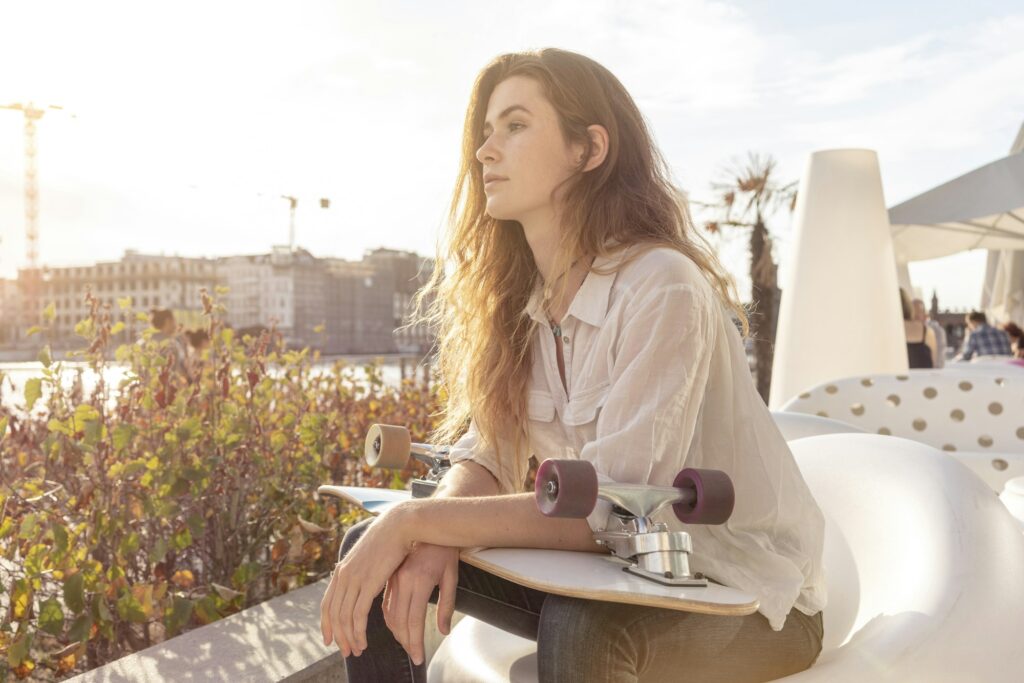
left=317, top=425, right=759, bottom=616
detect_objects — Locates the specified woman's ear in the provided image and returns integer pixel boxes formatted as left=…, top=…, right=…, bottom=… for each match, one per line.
left=580, top=124, right=610, bottom=173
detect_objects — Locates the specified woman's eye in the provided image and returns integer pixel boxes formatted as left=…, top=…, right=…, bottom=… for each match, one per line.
left=509, top=122, right=524, bottom=131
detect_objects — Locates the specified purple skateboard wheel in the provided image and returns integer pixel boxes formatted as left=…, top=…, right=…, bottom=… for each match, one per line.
left=535, top=459, right=599, bottom=518
left=672, top=468, right=735, bottom=524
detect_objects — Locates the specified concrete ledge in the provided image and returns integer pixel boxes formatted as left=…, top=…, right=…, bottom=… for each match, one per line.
left=66, top=579, right=461, bottom=682
left=68, top=579, right=344, bottom=683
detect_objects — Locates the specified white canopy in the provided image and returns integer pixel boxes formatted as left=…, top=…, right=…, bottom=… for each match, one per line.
left=888, top=150, right=1024, bottom=263
left=979, top=126, right=1024, bottom=324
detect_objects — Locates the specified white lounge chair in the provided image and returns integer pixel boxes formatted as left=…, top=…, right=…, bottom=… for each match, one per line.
left=427, top=434, right=1024, bottom=682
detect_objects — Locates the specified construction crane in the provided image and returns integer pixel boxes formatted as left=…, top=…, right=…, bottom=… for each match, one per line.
left=0, top=102, right=70, bottom=273
left=281, top=194, right=331, bottom=252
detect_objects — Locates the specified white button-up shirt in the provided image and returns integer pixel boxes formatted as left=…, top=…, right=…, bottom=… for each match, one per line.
left=449, top=244, right=827, bottom=630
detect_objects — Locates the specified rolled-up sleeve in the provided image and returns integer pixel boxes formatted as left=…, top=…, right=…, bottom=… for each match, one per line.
left=581, top=283, right=717, bottom=532
left=448, top=418, right=528, bottom=494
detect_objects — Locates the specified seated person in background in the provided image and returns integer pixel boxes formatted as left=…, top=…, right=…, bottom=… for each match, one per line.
left=1001, top=322, right=1023, bottom=360
left=912, top=298, right=946, bottom=368
left=955, top=311, right=1013, bottom=361
left=900, top=288, right=936, bottom=368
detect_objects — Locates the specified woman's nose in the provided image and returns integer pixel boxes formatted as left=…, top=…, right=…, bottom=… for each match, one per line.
left=476, top=136, right=499, bottom=164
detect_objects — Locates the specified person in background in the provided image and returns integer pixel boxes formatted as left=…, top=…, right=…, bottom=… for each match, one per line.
left=1001, top=322, right=1023, bottom=360
left=185, top=328, right=210, bottom=354
left=912, top=298, right=946, bottom=368
left=184, top=328, right=211, bottom=380
left=149, top=308, right=188, bottom=370
left=901, top=288, right=936, bottom=368
left=954, top=311, right=1013, bottom=361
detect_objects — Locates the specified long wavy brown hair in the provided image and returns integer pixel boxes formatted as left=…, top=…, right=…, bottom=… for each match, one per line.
left=410, top=48, right=746, bottom=491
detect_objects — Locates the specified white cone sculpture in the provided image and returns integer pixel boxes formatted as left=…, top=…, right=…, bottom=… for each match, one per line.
left=769, top=149, right=908, bottom=409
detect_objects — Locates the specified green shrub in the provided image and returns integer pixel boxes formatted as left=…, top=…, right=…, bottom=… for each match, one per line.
left=0, top=288, right=441, bottom=679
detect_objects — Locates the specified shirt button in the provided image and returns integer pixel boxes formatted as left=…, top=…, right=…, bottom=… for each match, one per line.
left=562, top=336, right=570, bottom=344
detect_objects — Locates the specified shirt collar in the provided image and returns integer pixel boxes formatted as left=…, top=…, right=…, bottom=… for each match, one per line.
left=525, top=244, right=631, bottom=329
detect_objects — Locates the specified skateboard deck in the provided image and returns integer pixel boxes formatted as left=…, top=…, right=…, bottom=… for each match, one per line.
left=318, top=485, right=410, bottom=515
left=318, top=485, right=760, bottom=616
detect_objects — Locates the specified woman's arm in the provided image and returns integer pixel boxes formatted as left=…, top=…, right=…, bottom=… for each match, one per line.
left=386, top=492, right=604, bottom=553
left=433, top=459, right=501, bottom=498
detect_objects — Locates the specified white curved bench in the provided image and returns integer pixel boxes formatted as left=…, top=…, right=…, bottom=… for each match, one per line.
left=780, top=371, right=1024, bottom=454
left=780, top=371, right=1024, bottom=493
left=427, top=434, right=1024, bottom=682
left=771, top=411, right=865, bottom=440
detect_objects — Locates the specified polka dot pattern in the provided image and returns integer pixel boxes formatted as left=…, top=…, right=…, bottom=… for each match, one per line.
left=783, top=372, right=1024, bottom=455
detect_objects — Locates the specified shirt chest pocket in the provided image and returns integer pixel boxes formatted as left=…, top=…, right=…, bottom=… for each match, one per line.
left=527, top=390, right=556, bottom=422
left=562, top=381, right=612, bottom=426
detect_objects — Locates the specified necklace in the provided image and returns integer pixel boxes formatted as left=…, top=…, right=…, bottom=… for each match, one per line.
left=544, top=257, right=583, bottom=339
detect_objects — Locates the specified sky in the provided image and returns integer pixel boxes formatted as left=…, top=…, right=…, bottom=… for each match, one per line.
left=1, top=0, right=1022, bottom=310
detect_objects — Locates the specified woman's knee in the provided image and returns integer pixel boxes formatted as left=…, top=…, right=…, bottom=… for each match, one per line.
left=537, top=595, right=643, bottom=680
left=338, top=518, right=374, bottom=562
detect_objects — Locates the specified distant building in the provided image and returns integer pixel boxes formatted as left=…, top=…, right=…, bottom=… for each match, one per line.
left=12, top=251, right=218, bottom=350
left=2, top=246, right=437, bottom=357
left=364, top=248, right=435, bottom=354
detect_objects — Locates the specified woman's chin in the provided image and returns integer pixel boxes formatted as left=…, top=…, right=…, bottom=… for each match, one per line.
left=483, top=200, right=516, bottom=221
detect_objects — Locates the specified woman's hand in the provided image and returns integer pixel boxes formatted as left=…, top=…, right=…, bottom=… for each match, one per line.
left=320, top=505, right=415, bottom=657
left=382, top=542, right=460, bottom=665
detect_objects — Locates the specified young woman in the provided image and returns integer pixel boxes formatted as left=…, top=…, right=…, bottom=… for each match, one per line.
left=321, top=48, right=826, bottom=682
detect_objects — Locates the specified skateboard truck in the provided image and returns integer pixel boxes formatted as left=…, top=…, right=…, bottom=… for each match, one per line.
left=535, top=460, right=735, bottom=587
left=364, top=424, right=450, bottom=498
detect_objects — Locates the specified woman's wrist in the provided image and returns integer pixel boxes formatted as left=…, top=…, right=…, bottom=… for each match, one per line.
left=382, top=498, right=427, bottom=549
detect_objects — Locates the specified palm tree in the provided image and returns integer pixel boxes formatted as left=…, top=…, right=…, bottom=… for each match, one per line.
left=701, top=153, right=797, bottom=402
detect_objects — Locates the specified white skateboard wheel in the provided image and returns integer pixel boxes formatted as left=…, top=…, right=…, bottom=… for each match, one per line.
left=535, top=459, right=598, bottom=518
left=672, top=468, right=735, bottom=525
left=364, top=424, right=412, bottom=469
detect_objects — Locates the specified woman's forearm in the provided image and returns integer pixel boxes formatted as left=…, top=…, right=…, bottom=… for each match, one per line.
left=392, top=493, right=604, bottom=553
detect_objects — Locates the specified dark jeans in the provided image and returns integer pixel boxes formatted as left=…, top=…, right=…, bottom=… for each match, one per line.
left=338, top=519, right=824, bottom=683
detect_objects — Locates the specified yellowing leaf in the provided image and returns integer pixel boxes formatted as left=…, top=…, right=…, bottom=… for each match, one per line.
left=24, top=378, right=42, bottom=411
left=38, top=597, right=64, bottom=635
left=11, top=579, right=31, bottom=619
left=171, top=569, right=194, bottom=588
